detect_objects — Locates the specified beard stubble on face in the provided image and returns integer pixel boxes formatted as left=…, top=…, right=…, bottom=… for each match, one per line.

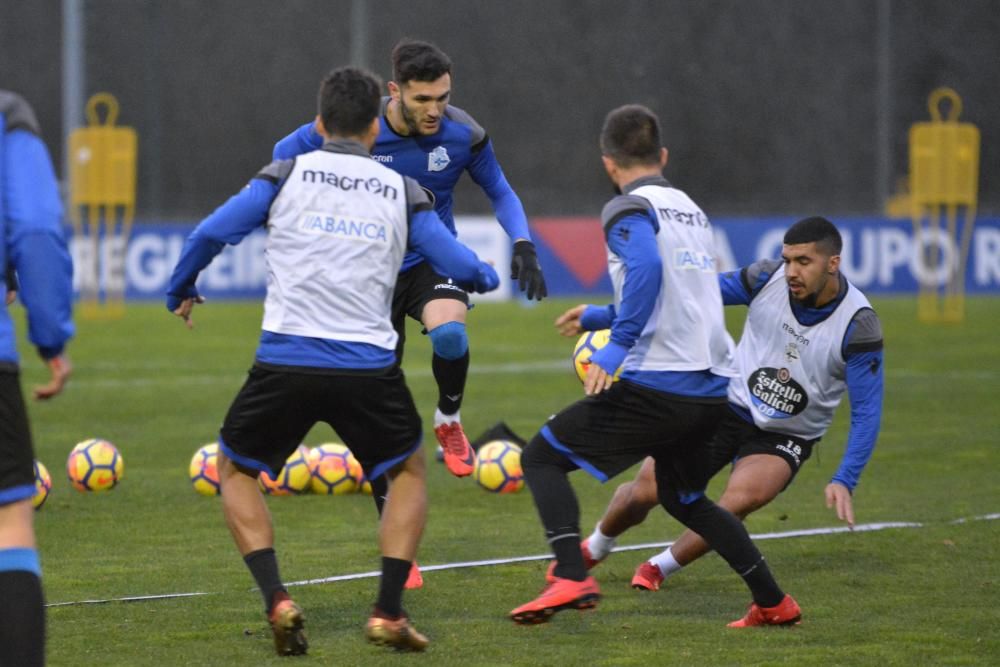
left=398, top=98, right=421, bottom=135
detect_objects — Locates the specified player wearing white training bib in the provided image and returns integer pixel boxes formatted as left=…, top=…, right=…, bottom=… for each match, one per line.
left=167, top=68, right=498, bottom=655
left=511, top=105, right=798, bottom=628
left=260, top=150, right=409, bottom=348
left=608, top=183, right=735, bottom=378
left=581, top=218, right=883, bottom=623
left=731, top=261, right=875, bottom=440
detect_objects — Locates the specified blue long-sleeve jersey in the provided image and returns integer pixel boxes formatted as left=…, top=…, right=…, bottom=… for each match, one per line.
left=168, top=141, right=497, bottom=370
left=273, top=100, right=531, bottom=272
left=719, top=263, right=883, bottom=491
left=0, top=91, right=75, bottom=367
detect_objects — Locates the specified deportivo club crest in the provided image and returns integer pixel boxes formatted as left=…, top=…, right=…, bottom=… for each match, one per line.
left=428, top=146, right=450, bottom=172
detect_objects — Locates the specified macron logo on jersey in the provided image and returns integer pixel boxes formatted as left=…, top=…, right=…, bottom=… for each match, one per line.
left=428, top=146, right=450, bottom=172
left=299, top=212, right=388, bottom=243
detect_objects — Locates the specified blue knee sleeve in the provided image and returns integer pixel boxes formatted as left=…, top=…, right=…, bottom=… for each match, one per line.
left=428, top=321, right=468, bottom=360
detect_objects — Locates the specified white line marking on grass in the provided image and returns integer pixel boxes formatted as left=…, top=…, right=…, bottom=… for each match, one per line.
left=44, top=514, right=998, bottom=606
left=282, top=520, right=930, bottom=587
left=46, top=592, right=213, bottom=608
left=949, top=513, right=1000, bottom=524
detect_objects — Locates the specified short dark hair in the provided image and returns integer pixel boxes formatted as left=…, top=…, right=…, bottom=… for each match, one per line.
left=783, top=216, right=843, bottom=256
left=391, top=39, right=452, bottom=84
left=317, top=66, right=382, bottom=137
left=600, top=105, right=663, bottom=168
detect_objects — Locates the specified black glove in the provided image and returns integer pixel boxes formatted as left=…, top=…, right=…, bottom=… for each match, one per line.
left=510, top=240, right=547, bottom=301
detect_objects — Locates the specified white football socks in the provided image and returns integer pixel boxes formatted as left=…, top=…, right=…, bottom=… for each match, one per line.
left=649, top=547, right=683, bottom=577
left=586, top=524, right=617, bottom=560
left=434, top=408, right=460, bottom=428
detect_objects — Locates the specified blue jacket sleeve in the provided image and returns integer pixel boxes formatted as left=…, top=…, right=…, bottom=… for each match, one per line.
left=591, top=212, right=661, bottom=374
left=466, top=139, right=532, bottom=243
left=408, top=209, right=499, bottom=293
left=719, top=270, right=752, bottom=306
left=273, top=122, right=322, bottom=160
left=4, top=129, right=74, bottom=358
left=167, top=178, right=277, bottom=309
left=833, top=349, right=884, bottom=491
left=580, top=304, right=616, bottom=331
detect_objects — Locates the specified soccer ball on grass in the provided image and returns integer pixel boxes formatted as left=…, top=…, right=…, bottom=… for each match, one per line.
left=33, top=460, right=52, bottom=509
left=259, top=445, right=312, bottom=495
left=473, top=440, right=524, bottom=494
left=66, top=438, right=123, bottom=492
left=189, top=443, right=221, bottom=496
left=308, top=443, right=363, bottom=495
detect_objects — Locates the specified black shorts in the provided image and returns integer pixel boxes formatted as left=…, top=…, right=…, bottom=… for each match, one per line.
left=707, top=407, right=818, bottom=488
left=0, top=371, right=36, bottom=506
left=219, top=365, right=422, bottom=481
left=391, top=261, right=470, bottom=363
left=541, top=379, right=727, bottom=496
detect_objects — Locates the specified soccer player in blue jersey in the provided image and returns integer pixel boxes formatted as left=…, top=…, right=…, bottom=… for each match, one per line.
left=273, top=39, right=546, bottom=487
left=168, top=67, right=498, bottom=654
left=567, top=217, right=883, bottom=625
left=0, top=90, right=75, bottom=667
left=510, top=105, right=798, bottom=627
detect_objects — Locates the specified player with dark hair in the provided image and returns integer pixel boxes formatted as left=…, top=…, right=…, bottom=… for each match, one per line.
left=168, top=66, right=498, bottom=654
left=274, top=38, right=546, bottom=487
left=509, top=104, right=799, bottom=627
left=0, top=90, right=75, bottom=667
left=573, top=217, right=883, bottom=609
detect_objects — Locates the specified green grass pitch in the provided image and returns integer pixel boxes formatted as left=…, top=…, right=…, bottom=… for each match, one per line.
left=16, top=296, right=999, bottom=665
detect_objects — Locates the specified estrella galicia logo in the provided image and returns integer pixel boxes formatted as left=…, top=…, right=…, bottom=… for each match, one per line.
left=747, top=367, right=808, bottom=419
left=428, top=146, right=450, bottom=172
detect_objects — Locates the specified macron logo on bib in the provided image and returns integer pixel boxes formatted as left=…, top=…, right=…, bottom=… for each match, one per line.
left=299, top=212, right=388, bottom=243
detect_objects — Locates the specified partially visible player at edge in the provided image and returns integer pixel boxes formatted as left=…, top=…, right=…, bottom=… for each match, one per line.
left=509, top=104, right=800, bottom=628
left=573, top=217, right=884, bottom=598
left=273, top=38, right=547, bottom=481
left=167, top=66, right=499, bottom=655
left=0, top=90, right=75, bottom=667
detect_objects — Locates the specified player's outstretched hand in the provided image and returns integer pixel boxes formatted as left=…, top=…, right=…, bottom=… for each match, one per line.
left=510, top=240, right=547, bottom=301
left=34, top=354, right=71, bottom=401
left=173, top=296, right=206, bottom=329
left=554, top=304, right=587, bottom=337
left=825, top=482, right=855, bottom=529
